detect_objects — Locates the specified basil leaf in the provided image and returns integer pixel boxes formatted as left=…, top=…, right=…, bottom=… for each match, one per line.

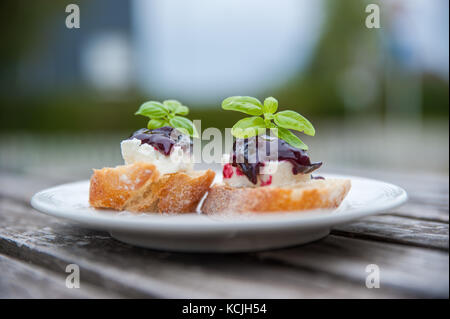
left=163, top=100, right=189, bottom=115
left=273, top=127, right=308, bottom=150
left=147, top=118, right=167, bottom=130
left=169, top=116, right=196, bottom=137
left=222, top=96, right=263, bottom=116
left=265, top=120, right=276, bottom=128
left=163, top=100, right=181, bottom=112
left=274, top=110, right=315, bottom=136
left=176, top=105, right=189, bottom=116
left=263, top=97, right=278, bottom=114
left=231, top=116, right=266, bottom=138
left=135, top=101, right=169, bottom=118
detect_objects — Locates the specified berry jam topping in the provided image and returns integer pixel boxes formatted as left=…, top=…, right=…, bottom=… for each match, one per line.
left=235, top=166, right=245, bottom=176
left=230, top=135, right=322, bottom=185
left=222, top=163, right=234, bottom=179
left=128, top=126, right=192, bottom=156
left=260, top=175, right=272, bottom=187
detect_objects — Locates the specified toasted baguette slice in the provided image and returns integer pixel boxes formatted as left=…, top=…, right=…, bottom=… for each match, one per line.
left=201, top=179, right=351, bottom=214
left=124, top=169, right=215, bottom=213
left=89, top=162, right=215, bottom=213
left=89, top=162, right=159, bottom=210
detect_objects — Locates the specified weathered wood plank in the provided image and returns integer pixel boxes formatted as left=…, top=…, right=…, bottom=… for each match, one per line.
left=257, top=235, right=449, bottom=299
left=0, top=199, right=413, bottom=298
left=0, top=169, right=448, bottom=297
left=1, top=199, right=447, bottom=298
left=0, top=254, right=122, bottom=298
left=390, top=203, right=448, bottom=223
left=332, top=215, right=449, bottom=251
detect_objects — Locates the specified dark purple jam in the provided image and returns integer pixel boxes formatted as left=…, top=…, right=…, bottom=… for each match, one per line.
left=231, top=135, right=322, bottom=184
left=128, top=126, right=191, bottom=156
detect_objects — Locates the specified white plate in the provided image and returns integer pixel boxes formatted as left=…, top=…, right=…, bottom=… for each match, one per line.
left=31, top=174, right=407, bottom=252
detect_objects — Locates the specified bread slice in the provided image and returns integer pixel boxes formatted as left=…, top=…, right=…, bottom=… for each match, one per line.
left=89, top=162, right=159, bottom=210
left=89, top=162, right=215, bottom=213
left=201, top=179, right=351, bottom=214
left=124, top=169, right=215, bottom=213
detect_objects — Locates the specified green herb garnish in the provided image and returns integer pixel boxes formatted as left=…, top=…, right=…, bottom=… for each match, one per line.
left=222, top=96, right=315, bottom=150
left=135, top=100, right=197, bottom=137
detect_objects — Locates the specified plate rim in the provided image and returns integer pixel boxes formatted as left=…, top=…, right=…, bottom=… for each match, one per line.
left=30, top=173, right=408, bottom=233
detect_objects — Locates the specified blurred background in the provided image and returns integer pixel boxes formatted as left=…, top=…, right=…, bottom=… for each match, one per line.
left=0, top=0, right=448, bottom=180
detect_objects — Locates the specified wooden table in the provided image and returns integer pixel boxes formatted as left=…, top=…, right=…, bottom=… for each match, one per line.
left=0, top=168, right=448, bottom=298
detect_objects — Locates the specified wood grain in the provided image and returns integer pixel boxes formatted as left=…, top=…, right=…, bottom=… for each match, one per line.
left=0, top=254, right=121, bottom=298
left=257, top=235, right=449, bottom=298
left=0, top=169, right=448, bottom=298
left=0, top=198, right=447, bottom=298
left=332, top=215, right=449, bottom=250
left=391, top=203, right=449, bottom=223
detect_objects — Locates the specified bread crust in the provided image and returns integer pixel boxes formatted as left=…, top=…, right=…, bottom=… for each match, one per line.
left=201, top=179, right=351, bottom=214
left=89, top=162, right=159, bottom=210
left=125, top=169, right=215, bottom=213
left=89, top=163, right=215, bottom=213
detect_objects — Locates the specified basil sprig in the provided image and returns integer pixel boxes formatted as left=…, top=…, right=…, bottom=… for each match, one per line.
left=135, top=100, right=197, bottom=137
left=221, top=96, right=315, bottom=150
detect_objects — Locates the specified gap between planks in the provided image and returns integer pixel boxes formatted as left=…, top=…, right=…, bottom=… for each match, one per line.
left=0, top=198, right=448, bottom=298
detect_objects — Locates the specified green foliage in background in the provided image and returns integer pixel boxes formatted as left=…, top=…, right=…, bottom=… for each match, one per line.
left=0, top=0, right=448, bottom=134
